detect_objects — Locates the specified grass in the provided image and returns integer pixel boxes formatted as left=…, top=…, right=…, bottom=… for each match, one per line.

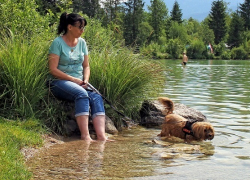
left=0, top=34, right=50, bottom=118
left=0, top=118, right=44, bottom=179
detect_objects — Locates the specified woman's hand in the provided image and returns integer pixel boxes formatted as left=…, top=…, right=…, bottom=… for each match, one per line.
left=81, top=79, right=88, bottom=89
left=71, top=77, right=84, bottom=85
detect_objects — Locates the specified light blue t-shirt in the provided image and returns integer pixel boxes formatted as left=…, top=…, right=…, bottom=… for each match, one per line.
left=49, top=36, right=88, bottom=80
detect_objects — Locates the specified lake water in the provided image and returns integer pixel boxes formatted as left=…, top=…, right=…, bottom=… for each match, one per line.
left=27, top=60, right=250, bottom=179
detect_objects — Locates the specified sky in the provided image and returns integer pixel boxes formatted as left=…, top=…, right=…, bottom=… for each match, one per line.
left=143, top=0, right=245, bottom=21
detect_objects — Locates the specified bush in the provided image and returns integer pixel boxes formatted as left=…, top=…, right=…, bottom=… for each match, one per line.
left=231, top=46, right=248, bottom=60
left=0, top=0, right=52, bottom=38
left=187, top=39, right=207, bottom=59
left=213, top=42, right=226, bottom=56
left=166, top=39, right=184, bottom=59
left=220, top=51, right=231, bottom=60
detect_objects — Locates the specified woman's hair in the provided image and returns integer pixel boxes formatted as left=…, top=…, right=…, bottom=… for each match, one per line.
left=57, top=12, right=87, bottom=35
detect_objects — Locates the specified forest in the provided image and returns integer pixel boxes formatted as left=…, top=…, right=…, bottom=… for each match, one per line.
left=34, top=0, right=250, bottom=60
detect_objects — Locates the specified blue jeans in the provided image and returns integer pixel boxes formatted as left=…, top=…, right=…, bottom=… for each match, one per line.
left=48, top=80, right=105, bottom=118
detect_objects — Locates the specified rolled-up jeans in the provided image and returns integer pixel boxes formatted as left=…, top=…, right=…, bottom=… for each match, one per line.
left=48, top=80, right=105, bottom=119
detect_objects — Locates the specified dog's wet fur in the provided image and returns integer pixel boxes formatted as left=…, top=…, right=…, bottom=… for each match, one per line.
left=158, top=97, right=214, bottom=142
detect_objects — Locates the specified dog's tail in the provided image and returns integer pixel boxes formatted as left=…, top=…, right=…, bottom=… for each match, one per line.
left=158, top=97, right=174, bottom=115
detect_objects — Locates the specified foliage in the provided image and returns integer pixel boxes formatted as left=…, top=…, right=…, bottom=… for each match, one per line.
left=123, top=0, right=144, bottom=46
left=199, top=20, right=215, bottom=45
left=168, top=21, right=189, bottom=44
left=148, top=0, right=168, bottom=42
left=231, top=46, right=248, bottom=60
left=239, top=0, right=250, bottom=30
left=208, top=0, right=227, bottom=44
left=0, top=0, right=52, bottom=37
left=0, top=118, right=44, bottom=179
left=213, top=41, right=226, bottom=56
left=166, top=38, right=184, bottom=59
left=170, top=1, right=183, bottom=24
left=220, top=50, right=231, bottom=60
left=228, top=11, right=244, bottom=48
left=0, top=34, right=50, bottom=118
left=184, top=18, right=200, bottom=37
left=137, top=21, right=154, bottom=45
left=186, top=38, right=207, bottom=59
left=73, top=0, right=100, bottom=18
left=89, top=47, right=165, bottom=121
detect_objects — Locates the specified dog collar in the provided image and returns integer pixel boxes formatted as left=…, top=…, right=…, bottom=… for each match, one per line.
left=182, top=120, right=198, bottom=136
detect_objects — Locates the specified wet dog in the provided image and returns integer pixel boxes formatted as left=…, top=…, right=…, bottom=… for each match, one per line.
left=158, top=97, right=214, bottom=141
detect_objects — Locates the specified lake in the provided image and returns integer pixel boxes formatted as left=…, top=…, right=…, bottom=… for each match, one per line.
left=27, top=59, right=250, bottom=179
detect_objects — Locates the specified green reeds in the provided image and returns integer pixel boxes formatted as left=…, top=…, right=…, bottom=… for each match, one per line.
left=89, top=47, right=165, bottom=121
left=0, top=34, right=50, bottom=118
left=84, top=18, right=166, bottom=123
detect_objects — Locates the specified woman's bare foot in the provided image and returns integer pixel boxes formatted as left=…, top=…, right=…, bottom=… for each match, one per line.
left=97, top=137, right=115, bottom=142
left=81, top=135, right=94, bottom=142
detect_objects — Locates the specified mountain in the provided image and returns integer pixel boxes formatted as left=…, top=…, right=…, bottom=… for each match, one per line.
left=143, top=0, right=244, bottom=21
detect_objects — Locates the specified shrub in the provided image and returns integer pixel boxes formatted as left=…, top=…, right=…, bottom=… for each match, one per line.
left=0, top=0, right=52, bottom=38
left=187, top=39, right=206, bottom=59
left=166, top=38, right=184, bottom=59
left=213, top=42, right=226, bottom=56
left=220, top=51, right=231, bottom=60
left=231, top=46, right=248, bottom=60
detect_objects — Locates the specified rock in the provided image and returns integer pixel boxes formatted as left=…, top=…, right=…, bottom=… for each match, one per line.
left=139, top=99, right=207, bottom=127
left=105, top=116, right=119, bottom=135
left=49, top=98, right=118, bottom=136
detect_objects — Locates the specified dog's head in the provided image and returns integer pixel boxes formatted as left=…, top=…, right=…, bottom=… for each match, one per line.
left=192, top=122, right=214, bottom=141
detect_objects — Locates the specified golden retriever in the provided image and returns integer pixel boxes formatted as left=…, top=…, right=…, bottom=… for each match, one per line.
left=158, top=97, right=214, bottom=141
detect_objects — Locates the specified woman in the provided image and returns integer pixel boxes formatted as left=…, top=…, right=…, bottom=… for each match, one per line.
left=48, top=12, right=108, bottom=141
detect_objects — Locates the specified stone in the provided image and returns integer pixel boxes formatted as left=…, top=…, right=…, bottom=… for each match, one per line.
left=139, top=99, right=207, bottom=128
left=49, top=97, right=118, bottom=136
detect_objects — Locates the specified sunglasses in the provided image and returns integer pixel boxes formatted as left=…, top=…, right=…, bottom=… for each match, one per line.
left=73, top=25, right=85, bottom=31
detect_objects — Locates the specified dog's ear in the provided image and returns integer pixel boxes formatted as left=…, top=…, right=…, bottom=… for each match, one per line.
left=193, top=125, right=206, bottom=140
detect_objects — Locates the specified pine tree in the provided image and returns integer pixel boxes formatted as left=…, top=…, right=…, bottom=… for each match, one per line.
left=170, top=1, right=183, bottom=24
left=102, top=0, right=123, bottom=22
left=208, top=0, right=227, bottom=44
left=239, top=0, right=250, bottom=30
left=123, top=0, right=145, bottom=46
left=228, top=11, right=244, bottom=48
left=73, top=0, right=101, bottom=18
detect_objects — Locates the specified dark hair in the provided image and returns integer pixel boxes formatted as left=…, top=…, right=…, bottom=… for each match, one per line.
left=57, top=12, right=87, bottom=35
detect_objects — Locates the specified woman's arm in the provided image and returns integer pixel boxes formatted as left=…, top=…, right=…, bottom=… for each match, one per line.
left=48, top=53, right=83, bottom=85
left=82, top=55, right=90, bottom=84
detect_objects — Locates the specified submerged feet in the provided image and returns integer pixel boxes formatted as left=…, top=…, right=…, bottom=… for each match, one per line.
left=81, top=135, right=114, bottom=142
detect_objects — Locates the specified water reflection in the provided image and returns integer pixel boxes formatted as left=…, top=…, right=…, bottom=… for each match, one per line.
left=27, top=139, right=106, bottom=179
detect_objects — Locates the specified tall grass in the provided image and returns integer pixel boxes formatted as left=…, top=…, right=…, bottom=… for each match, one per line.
left=89, top=48, right=165, bottom=120
left=84, top=18, right=166, bottom=122
left=0, top=34, right=50, bottom=118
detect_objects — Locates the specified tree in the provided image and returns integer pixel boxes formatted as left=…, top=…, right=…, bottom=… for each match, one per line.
left=148, top=0, right=168, bottom=43
left=123, top=0, right=144, bottom=46
left=168, top=21, right=188, bottom=44
left=198, top=19, right=215, bottom=45
left=101, top=0, right=123, bottom=23
left=239, top=0, right=250, bottom=30
left=170, top=1, right=183, bottom=24
left=208, top=0, right=227, bottom=44
left=73, top=0, right=101, bottom=18
left=228, top=11, right=244, bottom=48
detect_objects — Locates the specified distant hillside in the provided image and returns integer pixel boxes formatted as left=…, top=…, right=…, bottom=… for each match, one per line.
left=143, top=0, right=244, bottom=21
